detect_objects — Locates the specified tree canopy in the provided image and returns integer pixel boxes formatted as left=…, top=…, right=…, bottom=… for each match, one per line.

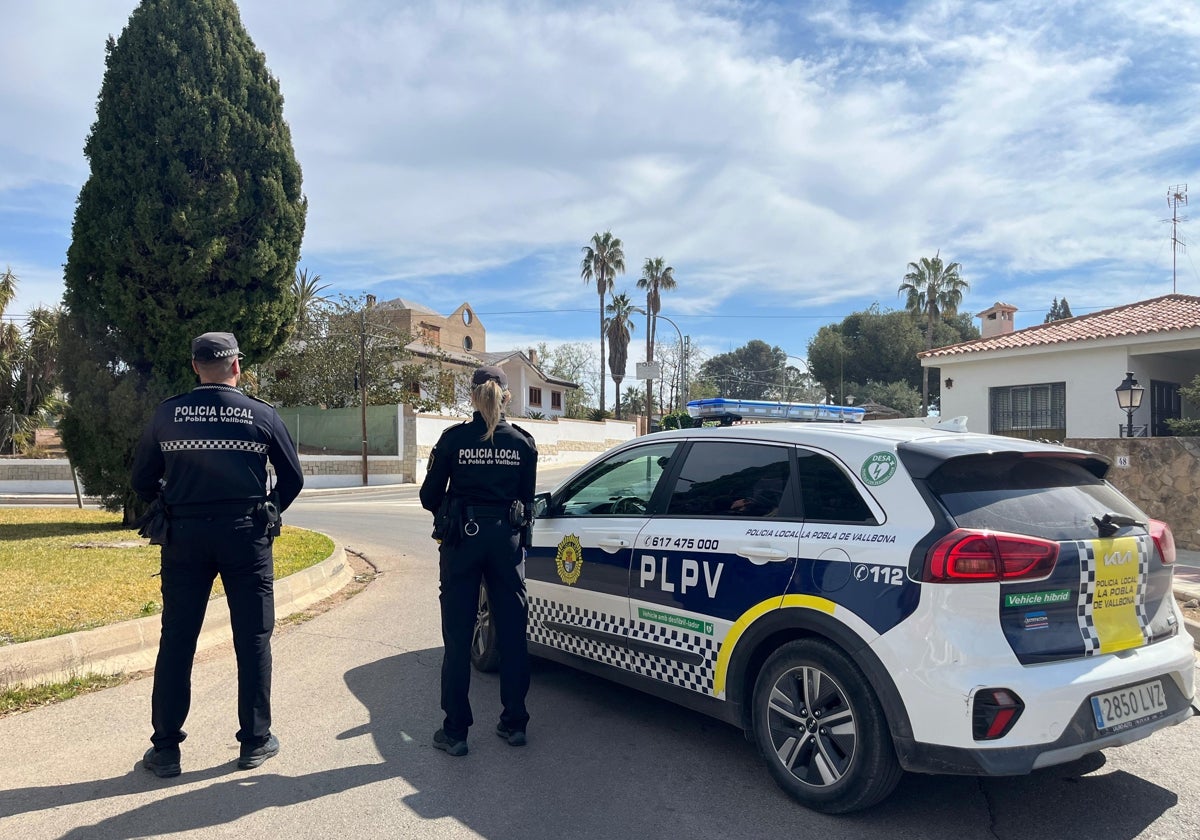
left=1045, top=297, right=1074, bottom=323
left=697, top=339, right=790, bottom=401
left=58, top=0, right=306, bottom=514
left=254, top=295, right=457, bottom=412
left=898, top=253, right=968, bottom=413
left=807, top=304, right=979, bottom=414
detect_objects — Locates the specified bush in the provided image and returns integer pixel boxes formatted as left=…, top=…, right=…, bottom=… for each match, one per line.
left=660, top=410, right=692, bottom=430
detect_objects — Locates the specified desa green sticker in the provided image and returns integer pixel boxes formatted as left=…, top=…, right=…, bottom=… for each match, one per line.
left=861, top=452, right=898, bottom=486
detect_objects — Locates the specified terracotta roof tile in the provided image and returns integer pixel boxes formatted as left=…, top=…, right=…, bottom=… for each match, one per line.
left=921, top=294, right=1200, bottom=359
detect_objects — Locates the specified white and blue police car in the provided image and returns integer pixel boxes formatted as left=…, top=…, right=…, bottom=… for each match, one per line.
left=471, top=418, right=1198, bottom=813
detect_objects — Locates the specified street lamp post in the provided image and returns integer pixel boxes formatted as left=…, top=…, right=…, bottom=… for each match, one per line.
left=635, top=309, right=687, bottom=413
left=1115, top=371, right=1145, bottom=438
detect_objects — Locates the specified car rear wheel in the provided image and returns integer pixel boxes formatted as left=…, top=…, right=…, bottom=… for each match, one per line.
left=470, top=581, right=500, bottom=672
left=751, top=639, right=902, bottom=813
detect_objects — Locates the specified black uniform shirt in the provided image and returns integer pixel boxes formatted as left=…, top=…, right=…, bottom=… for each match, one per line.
left=419, top=413, right=537, bottom=513
left=131, top=383, right=304, bottom=510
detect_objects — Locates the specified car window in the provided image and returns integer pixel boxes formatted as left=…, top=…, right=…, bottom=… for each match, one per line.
left=665, top=441, right=795, bottom=518
left=554, top=441, right=679, bottom=517
left=928, top=455, right=1146, bottom=541
left=796, top=449, right=877, bottom=525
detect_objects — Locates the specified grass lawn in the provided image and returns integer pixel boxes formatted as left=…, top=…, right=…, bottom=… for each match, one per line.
left=0, top=508, right=335, bottom=645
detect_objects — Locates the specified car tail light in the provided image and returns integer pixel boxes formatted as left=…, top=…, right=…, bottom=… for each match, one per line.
left=923, top=529, right=1059, bottom=583
left=1149, top=519, right=1176, bottom=566
left=972, top=688, right=1024, bottom=740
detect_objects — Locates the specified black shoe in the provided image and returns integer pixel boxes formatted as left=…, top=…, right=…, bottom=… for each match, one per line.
left=433, top=729, right=468, bottom=756
left=237, top=734, right=280, bottom=769
left=142, top=746, right=181, bottom=778
left=496, top=723, right=527, bottom=747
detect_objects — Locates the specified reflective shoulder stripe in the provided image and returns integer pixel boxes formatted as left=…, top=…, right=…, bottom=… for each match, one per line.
left=161, top=439, right=269, bottom=454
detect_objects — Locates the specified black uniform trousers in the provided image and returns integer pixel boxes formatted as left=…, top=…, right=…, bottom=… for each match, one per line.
left=151, top=515, right=275, bottom=750
left=438, top=516, right=530, bottom=741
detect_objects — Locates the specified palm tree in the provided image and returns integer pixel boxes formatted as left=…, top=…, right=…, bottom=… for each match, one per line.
left=636, top=256, right=676, bottom=421
left=898, top=252, right=968, bottom=414
left=292, top=267, right=331, bottom=335
left=581, top=231, right=625, bottom=415
left=604, top=292, right=637, bottom=419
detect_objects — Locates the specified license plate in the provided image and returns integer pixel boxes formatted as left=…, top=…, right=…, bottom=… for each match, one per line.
left=1090, top=679, right=1169, bottom=732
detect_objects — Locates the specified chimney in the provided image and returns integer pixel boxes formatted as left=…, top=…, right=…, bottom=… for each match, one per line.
left=528, top=347, right=538, bottom=366
left=977, top=302, right=1018, bottom=338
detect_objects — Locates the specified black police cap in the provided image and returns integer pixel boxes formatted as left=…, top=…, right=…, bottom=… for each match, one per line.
left=472, top=365, right=508, bottom=389
left=192, top=332, right=243, bottom=362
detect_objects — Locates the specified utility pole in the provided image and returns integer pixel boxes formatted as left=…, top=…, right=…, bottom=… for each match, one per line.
left=359, top=307, right=368, bottom=486
left=358, top=294, right=375, bottom=486
left=1167, top=185, right=1188, bottom=293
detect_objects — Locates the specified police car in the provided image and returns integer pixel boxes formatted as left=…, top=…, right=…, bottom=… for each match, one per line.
left=471, top=415, right=1198, bottom=813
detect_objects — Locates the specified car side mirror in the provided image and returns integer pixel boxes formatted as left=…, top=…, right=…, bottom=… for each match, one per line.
left=533, top=492, right=552, bottom=519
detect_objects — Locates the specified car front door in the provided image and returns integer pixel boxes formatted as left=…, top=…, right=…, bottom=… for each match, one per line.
left=526, top=440, right=680, bottom=668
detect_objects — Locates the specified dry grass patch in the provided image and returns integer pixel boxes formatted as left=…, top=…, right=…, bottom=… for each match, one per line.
left=0, top=508, right=334, bottom=644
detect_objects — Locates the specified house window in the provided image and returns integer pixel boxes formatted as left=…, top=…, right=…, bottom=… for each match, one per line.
left=550, top=391, right=562, bottom=411
left=529, top=387, right=542, bottom=407
left=989, top=382, right=1066, bottom=442
left=462, top=335, right=473, bottom=350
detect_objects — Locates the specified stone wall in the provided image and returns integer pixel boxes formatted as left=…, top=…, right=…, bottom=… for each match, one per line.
left=1068, top=437, right=1200, bottom=550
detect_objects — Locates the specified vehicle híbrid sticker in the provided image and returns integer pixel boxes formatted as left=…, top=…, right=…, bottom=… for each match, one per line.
left=860, top=451, right=898, bottom=486
left=1003, top=589, right=1072, bottom=609
left=637, top=607, right=714, bottom=636
left=555, top=534, right=584, bottom=585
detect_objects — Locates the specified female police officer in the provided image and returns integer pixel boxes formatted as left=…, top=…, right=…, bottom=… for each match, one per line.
left=420, top=365, right=538, bottom=756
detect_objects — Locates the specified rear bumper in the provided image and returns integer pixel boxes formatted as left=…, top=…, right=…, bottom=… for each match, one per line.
left=895, top=679, right=1199, bottom=776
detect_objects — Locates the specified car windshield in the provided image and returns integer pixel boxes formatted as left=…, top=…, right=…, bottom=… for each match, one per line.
left=928, top=455, right=1146, bottom=541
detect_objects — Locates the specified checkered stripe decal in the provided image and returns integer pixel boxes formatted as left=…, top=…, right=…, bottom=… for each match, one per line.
left=1076, top=540, right=1099, bottom=653
left=1135, top=535, right=1152, bottom=645
left=629, top=620, right=718, bottom=694
left=528, top=596, right=720, bottom=696
left=528, top=598, right=628, bottom=670
left=161, top=439, right=268, bottom=454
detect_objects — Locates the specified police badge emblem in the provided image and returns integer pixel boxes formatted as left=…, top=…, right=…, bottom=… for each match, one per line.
left=555, top=534, right=584, bottom=585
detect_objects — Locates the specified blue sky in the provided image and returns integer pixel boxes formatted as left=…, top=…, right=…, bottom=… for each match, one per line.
left=3, top=0, right=1199, bottom=398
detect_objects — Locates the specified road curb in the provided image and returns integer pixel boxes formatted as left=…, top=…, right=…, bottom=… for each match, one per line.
left=0, top=543, right=351, bottom=690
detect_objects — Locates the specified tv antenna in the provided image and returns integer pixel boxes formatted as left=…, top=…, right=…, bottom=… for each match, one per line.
left=1166, top=185, right=1188, bottom=293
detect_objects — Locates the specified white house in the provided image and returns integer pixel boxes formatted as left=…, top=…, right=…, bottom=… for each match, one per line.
left=920, top=294, right=1200, bottom=440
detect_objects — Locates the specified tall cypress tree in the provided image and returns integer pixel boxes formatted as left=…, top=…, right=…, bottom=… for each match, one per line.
left=59, top=0, right=306, bottom=517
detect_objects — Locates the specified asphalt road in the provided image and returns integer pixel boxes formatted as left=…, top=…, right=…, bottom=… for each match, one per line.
left=1, top=467, right=1198, bottom=838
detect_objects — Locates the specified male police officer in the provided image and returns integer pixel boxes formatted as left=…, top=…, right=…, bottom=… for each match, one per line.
left=131, top=331, right=303, bottom=777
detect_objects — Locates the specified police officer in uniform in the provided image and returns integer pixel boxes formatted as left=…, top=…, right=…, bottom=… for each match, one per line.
left=420, top=365, right=537, bottom=756
left=131, top=331, right=304, bottom=778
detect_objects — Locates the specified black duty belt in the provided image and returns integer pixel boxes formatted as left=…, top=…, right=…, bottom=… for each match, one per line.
left=464, top=504, right=511, bottom=517
left=170, top=502, right=261, bottom=519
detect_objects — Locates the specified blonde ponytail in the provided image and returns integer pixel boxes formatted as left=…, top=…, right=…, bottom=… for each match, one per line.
left=472, top=381, right=509, bottom=441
